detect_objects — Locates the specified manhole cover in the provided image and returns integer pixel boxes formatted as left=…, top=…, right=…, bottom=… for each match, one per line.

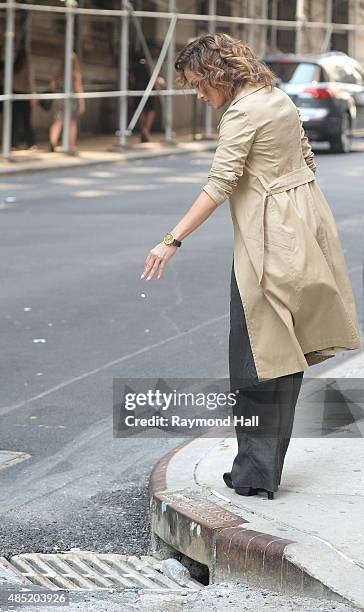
left=1, top=553, right=201, bottom=591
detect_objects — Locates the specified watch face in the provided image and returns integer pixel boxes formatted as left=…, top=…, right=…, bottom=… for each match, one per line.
left=164, top=233, right=174, bottom=245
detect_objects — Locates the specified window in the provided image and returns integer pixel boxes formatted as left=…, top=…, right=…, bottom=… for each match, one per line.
left=266, top=62, right=322, bottom=84
left=346, top=63, right=364, bottom=86
left=326, top=60, right=364, bottom=84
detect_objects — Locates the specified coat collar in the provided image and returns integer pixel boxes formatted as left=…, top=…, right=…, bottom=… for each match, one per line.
left=217, top=83, right=268, bottom=129
left=229, top=83, right=267, bottom=106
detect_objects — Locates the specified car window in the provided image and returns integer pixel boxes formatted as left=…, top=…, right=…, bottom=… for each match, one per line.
left=265, top=62, right=322, bottom=84
left=348, top=65, right=364, bottom=85
left=326, top=60, right=364, bottom=84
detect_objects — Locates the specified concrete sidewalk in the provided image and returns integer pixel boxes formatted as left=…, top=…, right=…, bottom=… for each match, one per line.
left=0, top=132, right=217, bottom=176
left=149, top=351, right=364, bottom=610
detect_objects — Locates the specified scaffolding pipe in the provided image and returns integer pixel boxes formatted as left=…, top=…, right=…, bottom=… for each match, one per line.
left=247, top=0, right=255, bottom=49
left=350, top=0, right=357, bottom=58
left=62, top=3, right=75, bottom=153
left=1, top=3, right=363, bottom=32
left=2, top=0, right=15, bottom=159
left=295, top=0, right=305, bottom=54
left=204, top=0, right=216, bottom=139
left=165, top=0, right=176, bottom=143
left=118, top=0, right=130, bottom=147
left=260, top=0, right=268, bottom=57
left=321, top=0, right=333, bottom=52
left=270, top=0, right=278, bottom=51
left=0, top=89, right=194, bottom=102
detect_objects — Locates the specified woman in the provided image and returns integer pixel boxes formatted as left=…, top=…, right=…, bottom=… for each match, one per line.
left=49, top=52, right=85, bottom=154
left=140, top=33, right=361, bottom=499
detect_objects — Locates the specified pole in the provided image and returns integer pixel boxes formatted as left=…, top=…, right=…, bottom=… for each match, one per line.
left=271, top=0, right=278, bottom=51
left=118, top=0, right=129, bottom=148
left=350, top=0, right=357, bottom=58
left=62, top=1, right=75, bottom=153
left=295, top=0, right=305, bottom=54
left=321, top=0, right=333, bottom=52
left=247, top=0, right=255, bottom=50
left=260, top=0, right=268, bottom=57
left=165, top=0, right=176, bottom=144
left=2, top=0, right=15, bottom=159
left=204, top=0, right=216, bottom=139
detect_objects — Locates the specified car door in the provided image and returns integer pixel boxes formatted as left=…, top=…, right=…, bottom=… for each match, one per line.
left=329, top=58, right=364, bottom=132
left=346, top=61, right=364, bottom=131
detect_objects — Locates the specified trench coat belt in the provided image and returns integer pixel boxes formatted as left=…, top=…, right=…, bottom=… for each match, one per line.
left=245, top=165, right=316, bottom=284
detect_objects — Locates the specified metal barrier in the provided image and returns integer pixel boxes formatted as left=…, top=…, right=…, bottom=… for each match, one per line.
left=1, top=0, right=363, bottom=159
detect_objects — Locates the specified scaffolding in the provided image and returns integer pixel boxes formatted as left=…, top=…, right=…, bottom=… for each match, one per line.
left=1, top=0, right=364, bottom=159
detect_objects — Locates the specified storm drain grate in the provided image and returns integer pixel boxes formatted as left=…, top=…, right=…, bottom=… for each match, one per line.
left=0, top=553, right=202, bottom=591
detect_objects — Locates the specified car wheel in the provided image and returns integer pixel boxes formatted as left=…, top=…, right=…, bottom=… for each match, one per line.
left=329, top=113, right=352, bottom=153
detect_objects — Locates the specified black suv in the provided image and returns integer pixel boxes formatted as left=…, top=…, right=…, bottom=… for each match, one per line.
left=263, top=51, right=364, bottom=153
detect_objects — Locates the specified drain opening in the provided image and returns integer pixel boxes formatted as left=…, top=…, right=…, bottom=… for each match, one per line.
left=150, top=533, right=209, bottom=586
left=178, top=554, right=209, bottom=586
left=1, top=553, right=203, bottom=591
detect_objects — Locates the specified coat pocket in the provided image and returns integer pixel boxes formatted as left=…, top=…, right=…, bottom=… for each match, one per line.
left=264, top=198, right=296, bottom=251
left=264, top=227, right=296, bottom=251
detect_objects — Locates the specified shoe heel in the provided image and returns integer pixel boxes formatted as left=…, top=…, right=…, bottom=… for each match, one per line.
left=223, top=472, right=233, bottom=489
left=267, top=491, right=274, bottom=500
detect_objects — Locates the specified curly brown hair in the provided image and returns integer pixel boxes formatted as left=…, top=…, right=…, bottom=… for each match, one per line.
left=174, top=33, right=276, bottom=102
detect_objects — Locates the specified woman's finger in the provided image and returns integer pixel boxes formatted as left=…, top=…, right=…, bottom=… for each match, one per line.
left=157, top=259, right=167, bottom=279
left=141, top=253, right=154, bottom=279
left=141, top=243, right=177, bottom=280
left=146, top=257, right=161, bottom=280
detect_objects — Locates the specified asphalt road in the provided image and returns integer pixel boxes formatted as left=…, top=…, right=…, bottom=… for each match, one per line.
left=0, top=144, right=363, bottom=562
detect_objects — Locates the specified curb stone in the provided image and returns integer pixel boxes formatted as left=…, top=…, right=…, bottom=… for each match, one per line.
left=148, top=434, right=357, bottom=608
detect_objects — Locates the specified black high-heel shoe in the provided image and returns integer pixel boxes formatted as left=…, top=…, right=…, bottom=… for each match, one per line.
left=222, top=472, right=234, bottom=489
left=256, top=487, right=275, bottom=500
left=223, top=474, right=274, bottom=499
left=235, top=486, right=259, bottom=496
left=223, top=472, right=258, bottom=496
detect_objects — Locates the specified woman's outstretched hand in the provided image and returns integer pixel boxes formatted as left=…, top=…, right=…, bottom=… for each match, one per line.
left=140, top=242, right=178, bottom=280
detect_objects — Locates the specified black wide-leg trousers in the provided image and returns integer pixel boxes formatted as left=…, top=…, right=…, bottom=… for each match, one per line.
left=229, top=259, right=304, bottom=492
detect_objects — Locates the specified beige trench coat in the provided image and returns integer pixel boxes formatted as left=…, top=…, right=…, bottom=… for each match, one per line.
left=202, top=83, right=362, bottom=380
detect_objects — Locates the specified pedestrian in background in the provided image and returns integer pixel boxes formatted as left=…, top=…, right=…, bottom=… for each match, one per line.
left=49, top=52, right=85, bottom=154
left=140, top=33, right=361, bottom=500
left=12, top=46, right=37, bottom=150
left=129, top=53, right=165, bottom=143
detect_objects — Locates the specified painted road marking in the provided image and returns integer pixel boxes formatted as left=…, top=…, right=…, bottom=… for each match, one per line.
left=0, top=450, right=31, bottom=471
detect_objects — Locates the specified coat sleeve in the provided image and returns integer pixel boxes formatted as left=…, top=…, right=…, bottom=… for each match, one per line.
left=297, top=108, right=317, bottom=173
left=202, top=107, right=256, bottom=206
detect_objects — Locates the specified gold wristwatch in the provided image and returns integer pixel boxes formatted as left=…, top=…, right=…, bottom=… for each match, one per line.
left=163, top=232, right=182, bottom=247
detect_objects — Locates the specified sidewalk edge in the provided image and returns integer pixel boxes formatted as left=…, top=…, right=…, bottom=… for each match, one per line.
left=0, top=142, right=217, bottom=176
left=148, top=435, right=352, bottom=606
